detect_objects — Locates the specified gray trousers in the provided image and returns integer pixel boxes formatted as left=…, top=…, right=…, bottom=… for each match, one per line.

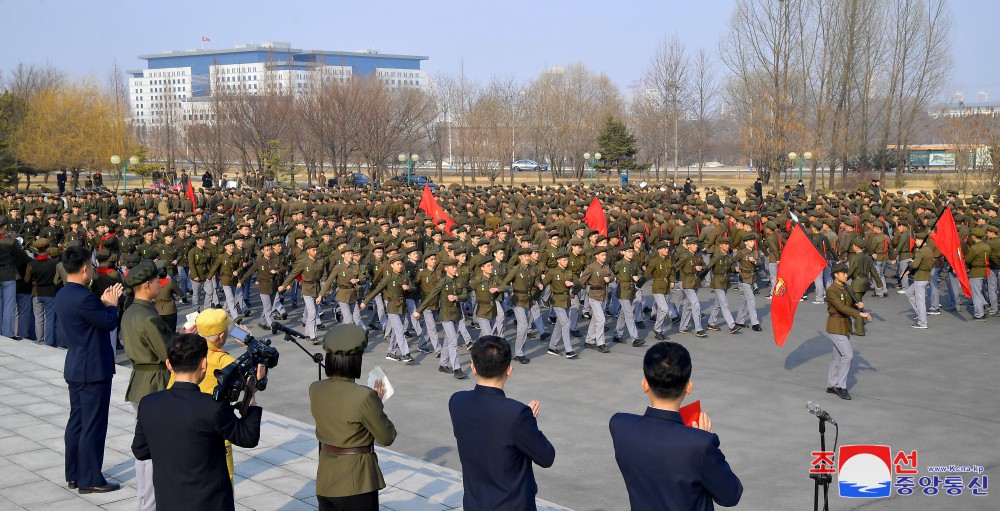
left=898, top=258, right=913, bottom=288
left=405, top=298, right=425, bottom=344
left=585, top=298, right=606, bottom=346
left=707, top=289, right=735, bottom=328
left=813, top=274, right=827, bottom=301
left=386, top=313, right=409, bottom=355
left=826, top=333, right=853, bottom=389
left=303, top=298, right=319, bottom=339
left=421, top=310, right=440, bottom=351
left=458, top=317, right=474, bottom=344
left=130, top=402, right=156, bottom=511
left=570, top=290, right=583, bottom=331
left=494, top=300, right=507, bottom=337
left=260, top=292, right=275, bottom=327
left=767, top=262, right=778, bottom=293
left=906, top=280, right=929, bottom=327
left=652, top=293, right=672, bottom=334
left=634, top=289, right=646, bottom=321
left=373, top=295, right=386, bottom=327
left=988, top=269, right=999, bottom=314
left=191, top=279, right=214, bottom=311
left=475, top=317, right=496, bottom=340
left=440, top=321, right=460, bottom=370
left=735, top=282, right=759, bottom=325
left=679, top=288, right=703, bottom=332
left=222, top=285, right=240, bottom=320
left=615, top=297, right=639, bottom=340
left=549, top=306, right=572, bottom=352
left=338, top=301, right=364, bottom=327
left=970, top=277, right=986, bottom=318
left=513, top=306, right=530, bottom=357
left=873, top=261, right=888, bottom=296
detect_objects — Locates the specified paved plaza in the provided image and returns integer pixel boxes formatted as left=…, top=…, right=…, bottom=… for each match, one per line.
left=1, top=282, right=997, bottom=511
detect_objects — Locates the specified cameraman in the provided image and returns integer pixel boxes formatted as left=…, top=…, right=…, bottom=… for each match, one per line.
left=167, top=308, right=255, bottom=480
left=132, top=333, right=262, bottom=511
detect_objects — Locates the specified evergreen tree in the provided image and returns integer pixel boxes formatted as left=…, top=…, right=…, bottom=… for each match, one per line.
left=596, top=116, right=649, bottom=172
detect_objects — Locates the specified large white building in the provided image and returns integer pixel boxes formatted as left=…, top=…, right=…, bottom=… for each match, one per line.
left=128, top=41, right=428, bottom=126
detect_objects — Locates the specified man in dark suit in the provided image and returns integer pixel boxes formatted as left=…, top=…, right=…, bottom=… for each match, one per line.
left=55, top=246, right=123, bottom=493
left=449, top=335, right=555, bottom=511
left=132, top=333, right=262, bottom=511
left=610, top=342, right=743, bottom=511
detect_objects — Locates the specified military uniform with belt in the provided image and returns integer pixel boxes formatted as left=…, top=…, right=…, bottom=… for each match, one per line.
left=825, top=263, right=869, bottom=400
left=416, top=258, right=468, bottom=377
left=580, top=247, right=611, bottom=351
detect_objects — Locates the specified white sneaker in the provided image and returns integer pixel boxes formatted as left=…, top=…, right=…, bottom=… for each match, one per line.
left=897, top=289, right=907, bottom=294
left=910, top=323, right=928, bottom=329
left=812, top=300, right=825, bottom=304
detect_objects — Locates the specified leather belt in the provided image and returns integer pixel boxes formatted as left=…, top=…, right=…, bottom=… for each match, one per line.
left=132, top=363, right=167, bottom=371
left=322, top=444, right=374, bottom=455
left=590, top=286, right=605, bottom=291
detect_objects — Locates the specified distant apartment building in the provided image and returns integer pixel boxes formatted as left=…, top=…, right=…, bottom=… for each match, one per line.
left=128, top=41, right=428, bottom=126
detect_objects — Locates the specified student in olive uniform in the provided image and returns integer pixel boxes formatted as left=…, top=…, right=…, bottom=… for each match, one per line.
left=677, top=238, right=708, bottom=338
left=209, top=239, right=243, bottom=321
left=644, top=240, right=675, bottom=340
left=905, top=235, right=936, bottom=329
left=503, top=248, right=541, bottom=364
left=470, top=259, right=507, bottom=339
left=154, top=263, right=182, bottom=333
left=612, top=245, right=646, bottom=347
left=825, top=263, right=872, bottom=400
left=966, top=228, right=990, bottom=320
left=733, top=234, right=762, bottom=331
left=415, top=257, right=469, bottom=378
left=188, top=234, right=215, bottom=312
left=280, top=239, right=327, bottom=344
left=567, top=239, right=588, bottom=336
left=242, top=240, right=280, bottom=329
left=24, top=238, right=59, bottom=346
left=321, top=247, right=367, bottom=328
left=310, top=325, right=395, bottom=511
left=543, top=250, right=579, bottom=358
left=120, top=260, right=174, bottom=511
left=704, top=237, right=740, bottom=334
left=580, top=247, right=612, bottom=353
left=361, top=254, right=413, bottom=364
left=413, top=252, right=441, bottom=353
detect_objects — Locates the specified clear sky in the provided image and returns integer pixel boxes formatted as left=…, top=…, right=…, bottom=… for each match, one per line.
left=1, top=0, right=995, bottom=99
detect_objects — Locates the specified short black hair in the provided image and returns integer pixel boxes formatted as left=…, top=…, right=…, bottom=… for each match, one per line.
left=470, top=335, right=511, bottom=378
left=62, top=246, right=92, bottom=274
left=324, top=353, right=362, bottom=379
left=643, top=341, right=692, bottom=400
left=168, top=333, right=208, bottom=373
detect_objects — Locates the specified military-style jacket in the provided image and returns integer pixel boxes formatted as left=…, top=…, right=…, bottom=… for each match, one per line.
left=282, top=255, right=326, bottom=297
left=644, top=253, right=673, bottom=294
left=825, top=282, right=863, bottom=336
left=503, top=263, right=539, bottom=308
left=965, top=241, right=990, bottom=279
left=580, top=260, right=611, bottom=301
left=847, top=251, right=883, bottom=293
left=542, top=265, right=578, bottom=309
left=321, top=261, right=367, bottom=303
left=676, top=247, right=703, bottom=290
left=363, top=269, right=409, bottom=315
left=417, top=273, right=467, bottom=321
left=469, top=272, right=507, bottom=319
left=121, top=299, right=172, bottom=403
left=188, top=245, right=214, bottom=280
left=734, top=247, right=760, bottom=284
left=613, top=257, right=642, bottom=300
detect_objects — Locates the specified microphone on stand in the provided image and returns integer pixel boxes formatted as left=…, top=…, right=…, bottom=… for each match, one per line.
left=807, top=401, right=838, bottom=426
left=271, top=322, right=309, bottom=339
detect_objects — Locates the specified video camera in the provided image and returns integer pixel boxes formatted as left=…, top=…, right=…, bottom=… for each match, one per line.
left=212, top=334, right=279, bottom=414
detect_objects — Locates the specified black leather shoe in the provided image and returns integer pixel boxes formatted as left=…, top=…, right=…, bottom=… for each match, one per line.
left=596, top=344, right=611, bottom=353
left=281, top=313, right=288, bottom=320
left=453, top=368, right=469, bottom=380
left=826, top=387, right=837, bottom=395
left=706, top=324, right=720, bottom=331
left=752, top=324, right=762, bottom=332
left=653, top=331, right=666, bottom=340
left=612, top=336, right=623, bottom=344
left=515, top=355, right=530, bottom=364
left=79, top=483, right=121, bottom=494
left=257, top=322, right=270, bottom=329
left=695, top=330, right=708, bottom=338
left=67, top=481, right=77, bottom=489
left=570, top=330, right=582, bottom=337
left=836, top=387, right=852, bottom=400
left=11, top=336, right=23, bottom=341
left=635, top=321, right=646, bottom=329
left=438, top=365, right=454, bottom=374
left=632, top=339, right=646, bottom=347
left=539, top=332, right=550, bottom=341
left=311, top=338, right=321, bottom=345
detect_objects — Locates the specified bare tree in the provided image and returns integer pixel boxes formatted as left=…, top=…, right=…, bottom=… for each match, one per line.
left=646, top=36, right=691, bottom=181
left=691, top=48, right=719, bottom=184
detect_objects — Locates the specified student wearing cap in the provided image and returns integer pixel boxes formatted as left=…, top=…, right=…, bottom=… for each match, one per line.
left=279, top=239, right=327, bottom=344
left=542, top=249, right=579, bottom=358
left=242, top=240, right=280, bottom=329
left=733, top=234, right=762, bottom=331
left=412, top=252, right=441, bottom=354
left=905, top=235, right=935, bottom=329
left=416, top=257, right=469, bottom=378
left=154, top=261, right=183, bottom=333
left=0, top=216, right=33, bottom=337
left=361, top=254, right=414, bottom=363
left=677, top=238, right=708, bottom=338
left=120, top=259, right=174, bottom=511
left=612, top=244, right=646, bottom=347
left=24, top=238, right=60, bottom=346
left=966, top=228, right=990, bottom=320
left=321, top=246, right=368, bottom=329
left=645, top=240, right=675, bottom=340
left=825, top=263, right=872, bottom=400
left=704, top=237, right=740, bottom=334
left=188, top=233, right=216, bottom=312
left=580, top=246, right=613, bottom=352
left=310, top=325, right=395, bottom=511
left=567, top=238, right=588, bottom=336
left=469, top=258, right=508, bottom=340
left=503, top=247, right=542, bottom=364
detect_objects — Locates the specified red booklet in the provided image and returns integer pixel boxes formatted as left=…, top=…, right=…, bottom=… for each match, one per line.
left=679, top=400, right=701, bottom=428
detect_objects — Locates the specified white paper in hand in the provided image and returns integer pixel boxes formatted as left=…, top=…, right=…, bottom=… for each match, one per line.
left=366, top=366, right=394, bottom=403
left=183, top=311, right=199, bottom=330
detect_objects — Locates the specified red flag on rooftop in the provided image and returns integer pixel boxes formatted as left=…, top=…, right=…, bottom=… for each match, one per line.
left=771, top=224, right=828, bottom=347
left=929, top=205, right=972, bottom=298
left=583, top=197, right=607, bottom=236
left=418, top=183, right=455, bottom=234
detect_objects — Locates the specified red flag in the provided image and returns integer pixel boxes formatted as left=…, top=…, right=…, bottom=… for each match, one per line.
left=185, top=178, right=197, bottom=211
left=583, top=197, right=607, bottom=236
left=929, top=206, right=972, bottom=298
left=771, top=225, right=828, bottom=347
left=417, top=183, right=455, bottom=234
left=201, top=36, right=211, bottom=42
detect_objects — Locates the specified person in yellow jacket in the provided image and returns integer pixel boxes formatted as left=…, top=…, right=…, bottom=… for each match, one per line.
left=168, top=308, right=253, bottom=481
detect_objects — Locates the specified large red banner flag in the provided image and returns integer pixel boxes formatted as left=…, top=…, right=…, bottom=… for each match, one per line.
left=771, top=224, right=828, bottom=347
left=929, top=206, right=972, bottom=298
left=185, top=178, right=197, bottom=211
left=418, top=183, right=455, bottom=234
left=584, top=197, right=608, bottom=236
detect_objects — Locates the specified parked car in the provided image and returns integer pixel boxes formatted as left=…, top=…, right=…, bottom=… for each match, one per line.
left=511, top=159, right=549, bottom=172
left=387, top=174, right=437, bottom=190
left=328, top=173, right=373, bottom=188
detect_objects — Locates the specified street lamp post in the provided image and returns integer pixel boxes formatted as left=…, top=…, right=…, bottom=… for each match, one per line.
left=584, top=152, right=601, bottom=186
left=111, top=155, right=122, bottom=192
left=128, top=155, right=139, bottom=191
left=398, top=153, right=419, bottom=186
left=788, top=151, right=813, bottom=181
